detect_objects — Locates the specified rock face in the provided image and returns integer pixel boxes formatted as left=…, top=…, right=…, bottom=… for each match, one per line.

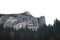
left=0, top=11, right=46, bottom=30
left=37, top=16, right=46, bottom=27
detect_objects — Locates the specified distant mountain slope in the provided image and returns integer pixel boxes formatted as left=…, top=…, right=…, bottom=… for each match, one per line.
left=0, top=11, right=46, bottom=30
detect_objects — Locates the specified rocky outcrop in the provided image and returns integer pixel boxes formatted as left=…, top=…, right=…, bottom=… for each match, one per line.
left=0, top=11, right=46, bottom=30
left=37, top=16, right=46, bottom=27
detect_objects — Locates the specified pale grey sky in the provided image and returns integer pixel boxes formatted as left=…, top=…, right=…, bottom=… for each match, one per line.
left=0, top=0, right=60, bottom=25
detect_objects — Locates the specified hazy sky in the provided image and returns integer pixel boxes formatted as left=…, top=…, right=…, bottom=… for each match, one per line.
left=0, top=0, right=60, bottom=25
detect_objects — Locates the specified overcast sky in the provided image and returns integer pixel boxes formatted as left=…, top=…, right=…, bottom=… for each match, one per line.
left=0, top=0, right=60, bottom=25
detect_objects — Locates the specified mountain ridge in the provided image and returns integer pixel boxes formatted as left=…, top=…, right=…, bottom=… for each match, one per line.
left=0, top=11, right=46, bottom=30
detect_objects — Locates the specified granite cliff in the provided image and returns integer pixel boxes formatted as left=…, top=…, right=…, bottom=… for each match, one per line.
left=0, top=11, right=46, bottom=30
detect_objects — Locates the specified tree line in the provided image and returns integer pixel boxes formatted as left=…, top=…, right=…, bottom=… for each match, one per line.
left=0, top=19, right=60, bottom=40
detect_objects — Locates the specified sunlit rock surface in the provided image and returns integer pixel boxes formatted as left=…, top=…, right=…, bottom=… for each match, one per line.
left=0, top=11, right=46, bottom=30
